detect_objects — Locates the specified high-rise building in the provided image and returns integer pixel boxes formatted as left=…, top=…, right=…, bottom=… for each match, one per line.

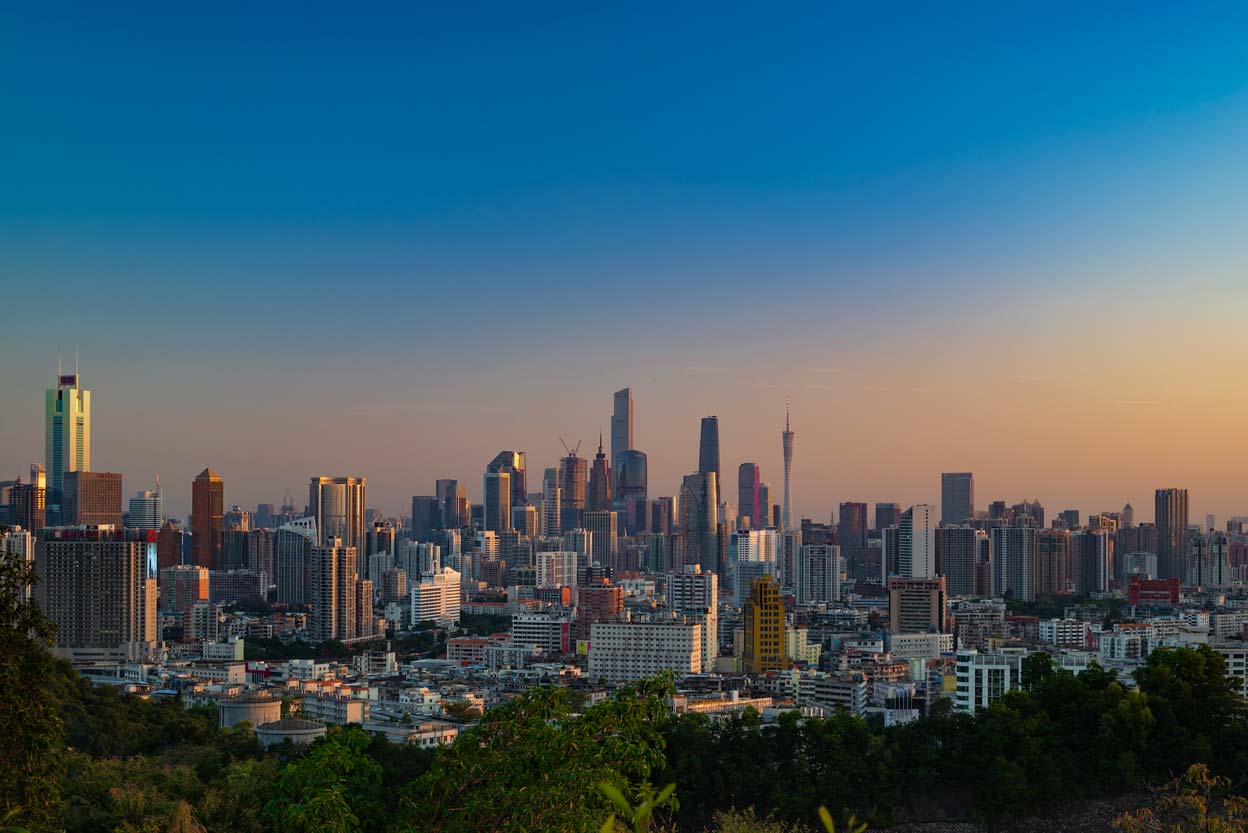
left=411, top=567, right=462, bottom=625
left=36, top=526, right=158, bottom=661
left=587, top=436, right=612, bottom=513
left=486, top=451, right=527, bottom=507
left=310, top=538, right=358, bottom=642
left=223, top=505, right=252, bottom=531
left=697, top=416, right=720, bottom=487
left=540, top=468, right=561, bottom=536
left=611, top=388, right=633, bottom=487
left=680, top=471, right=719, bottom=574
left=888, top=576, right=947, bottom=633
left=875, top=502, right=901, bottom=533
left=11, top=467, right=46, bottom=533
left=575, top=582, right=624, bottom=640
left=737, top=463, right=762, bottom=528
left=588, top=622, right=702, bottom=684
left=159, top=564, right=209, bottom=614
left=743, top=575, right=785, bottom=673
left=436, top=479, right=468, bottom=529
left=1186, top=532, right=1229, bottom=588
left=664, top=566, right=718, bottom=668
left=512, top=504, right=539, bottom=538
left=410, top=496, right=440, bottom=541
left=483, top=470, right=511, bottom=532
left=156, top=521, right=185, bottom=573
left=192, top=469, right=224, bottom=570
left=797, top=543, right=840, bottom=604
left=128, top=483, right=163, bottom=530
left=936, top=526, right=984, bottom=596
left=363, top=521, right=397, bottom=575
left=940, top=473, right=974, bottom=527
left=1072, top=530, right=1110, bottom=595
left=899, top=504, right=935, bottom=578
left=308, top=476, right=366, bottom=549
left=781, top=403, right=794, bottom=530
left=558, top=451, right=588, bottom=533
left=1155, top=488, right=1189, bottom=581
left=992, top=526, right=1037, bottom=602
left=1035, top=529, right=1069, bottom=597
left=584, top=510, right=619, bottom=571
left=1122, top=502, right=1135, bottom=528
left=615, top=450, right=647, bottom=508
left=45, top=365, right=90, bottom=511
left=274, top=517, right=317, bottom=605
left=730, top=527, right=779, bottom=602
left=64, top=471, right=122, bottom=528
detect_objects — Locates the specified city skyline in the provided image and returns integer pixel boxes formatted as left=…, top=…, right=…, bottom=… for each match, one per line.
left=5, top=5, right=1248, bottom=521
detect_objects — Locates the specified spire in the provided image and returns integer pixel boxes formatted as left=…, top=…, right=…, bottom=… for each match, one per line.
left=598, top=433, right=604, bottom=454
left=785, top=396, right=790, bottom=432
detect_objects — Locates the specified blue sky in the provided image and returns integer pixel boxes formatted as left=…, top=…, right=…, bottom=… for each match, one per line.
left=3, top=3, right=1248, bottom=520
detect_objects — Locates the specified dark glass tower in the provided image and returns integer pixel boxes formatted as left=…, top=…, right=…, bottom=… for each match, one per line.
left=697, top=416, right=720, bottom=486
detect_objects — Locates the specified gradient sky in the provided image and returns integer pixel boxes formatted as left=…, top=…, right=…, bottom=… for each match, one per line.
left=4, top=3, right=1248, bottom=523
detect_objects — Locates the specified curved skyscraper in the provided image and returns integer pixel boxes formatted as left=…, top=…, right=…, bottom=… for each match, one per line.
left=781, top=401, right=794, bottom=530
left=697, top=416, right=720, bottom=485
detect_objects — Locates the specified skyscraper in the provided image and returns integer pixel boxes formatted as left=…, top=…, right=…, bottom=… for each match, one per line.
left=697, top=416, right=720, bottom=486
left=1073, top=529, right=1110, bottom=595
left=11, top=465, right=46, bottom=533
left=1155, top=488, right=1189, bottom=581
left=742, top=575, right=785, bottom=673
left=1122, top=502, right=1135, bottom=528
left=888, top=576, right=947, bottom=633
left=540, top=468, right=561, bottom=536
left=611, top=388, right=633, bottom=489
left=36, top=525, right=158, bottom=662
left=875, top=502, right=901, bottom=533
left=936, top=526, right=984, bottom=597
left=192, top=469, right=224, bottom=570
left=275, top=517, right=317, bottom=605
left=435, top=479, right=467, bottom=529
left=797, top=543, right=840, bottom=604
left=128, top=481, right=163, bottom=530
left=45, top=362, right=90, bottom=513
left=558, top=449, right=587, bottom=533
left=410, top=496, right=440, bottom=541
left=587, top=436, right=612, bottom=512
left=63, top=471, right=123, bottom=528
left=308, top=476, right=366, bottom=549
left=310, top=537, right=357, bottom=642
left=483, top=470, right=512, bottom=532
left=1035, top=529, right=1069, bottom=597
left=781, top=402, right=794, bottom=530
left=899, top=504, right=935, bottom=578
left=583, top=510, right=619, bottom=571
left=992, top=526, right=1037, bottom=601
left=486, top=451, right=527, bottom=506
left=615, top=450, right=647, bottom=506
left=940, top=472, right=974, bottom=526
left=680, top=471, right=718, bottom=574
left=737, top=463, right=761, bottom=528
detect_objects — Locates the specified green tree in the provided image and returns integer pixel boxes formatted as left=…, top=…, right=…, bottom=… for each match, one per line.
left=265, top=726, right=382, bottom=833
left=397, top=676, right=674, bottom=833
left=0, top=528, right=65, bottom=833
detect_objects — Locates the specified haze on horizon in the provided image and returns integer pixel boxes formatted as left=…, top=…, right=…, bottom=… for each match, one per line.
left=3, top=3, right=1248, bottom=522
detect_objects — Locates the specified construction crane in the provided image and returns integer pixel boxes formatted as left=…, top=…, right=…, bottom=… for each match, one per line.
left=558, top=437, right=582, bottom=457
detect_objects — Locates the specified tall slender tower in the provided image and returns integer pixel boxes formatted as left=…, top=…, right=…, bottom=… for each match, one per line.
left=697, top=416, right=720, bottom=485
left=45, top=354, right=90, bottom=511
left=781, top=400, right=794, bottom=530
left=611, top=388, right=633, bottom=488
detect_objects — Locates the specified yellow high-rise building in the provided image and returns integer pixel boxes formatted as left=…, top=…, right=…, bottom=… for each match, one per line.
left=743, top=575, right=785, bottom=673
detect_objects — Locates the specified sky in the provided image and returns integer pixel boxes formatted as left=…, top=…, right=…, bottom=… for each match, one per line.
left=3, top=3, right=1248, bottom=523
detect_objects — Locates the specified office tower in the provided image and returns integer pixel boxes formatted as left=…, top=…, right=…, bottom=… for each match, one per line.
left=587, top=436, right=612, bottom=512
left=45, top=364, right=90, bottom=510
left=992, top=526, right=1038, bottom=601
left=11, top=468, right=46, bottom=532
left=743, top=575, right=785, bottom=673
left=664, top=566, right=719, bottom=667
left=36, top=526, right=158, bottom=661
left=483, top=470, right=511, bottom=532
left=159, top=564, right=209, bottom=614
left=941, top=473, right=974, bottom=526
left=737, top=463, right=761, bottom=528
left=223, top=505, right=252, bottom=531
left=616, top=449, right=647, bottom=507
left=247, top=528, right=275, bottom=590
left=936, top=526, right=984, bottom=596
left=648, top=497, right=674, bottom=536
left=192, top=469, right=224, bottom=569
left=63, top=471, right=122, bottom=528
left=436, top=479, right=467, bottom=529
left=899, top=505, right=935, bottom=578
left=888, top=576, right=947, bottom=633
left=156, top=521, right=185, bottom=572
left=781, top=403, right=794, bottom=530
left=837, top=501, right=868, bottom=578
left=1058, top=509, right=1081, bottom=530
left=254, top=503, right=275, bottom=529
left=875, top=502, right=901, bottom=533
left=1155, top=488, right=1189, bottom=581
left=882, top=526, right=900, bottom=580
left=308, top=476, right=366, bottom=549
left=128, top=483, right=163, bottom=530
left=584, top=510, right=619, bottom=570
left=410, top=496, right=440, bottom=541
left=730, top=527, right=779, bottom=602
left=561, top=528, right=593, bottom=568
left=1073, top=530, right=1110, bottom=595
left=274, top=517, right=317, bottom=605
left=363, top=520, right=397, bottom=576
left=536, top=550, right=579, bottom=587
left=680, top=471, right=719, bottom=574
left=486, top=451, right=527, bottom=507
left=509, top=504, right=536, bottom=538
left=779, top=530, right=801, bottom=595
left=797, top=543, right=840, bottom=604
left=220, top=528, right=251, bottom=571
left=1186, top=532, right=1229, bottom=587
left=1012, top=500, right=1045, bottom=528
left=1035, top=529, right=1069, bottom=597
left=611, top=388, right=633, bottom=486
left=310, top=538, right=358, bottom=642
left=558, top=450, right=588, bottom=533
left=697, top=416, right=720, bottom=486
left=355, top=578, right=377, bottom=638
left=540, top=468, right=561, bottom=536
left=1122, top=502, right=1135, bottom=528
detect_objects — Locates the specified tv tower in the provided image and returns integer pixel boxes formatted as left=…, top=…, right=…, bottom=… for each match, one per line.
left=781, top=398, right=794, bottom=530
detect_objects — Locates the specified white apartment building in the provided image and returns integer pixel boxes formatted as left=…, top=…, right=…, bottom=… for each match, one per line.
left=411, top=567, right=461, bottom=625
left=954, top=648, right=1028, bottom=714
left=588, top=622, right=702, bottom=684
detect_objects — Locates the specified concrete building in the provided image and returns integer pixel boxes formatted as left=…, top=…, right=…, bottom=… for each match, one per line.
left=584, top=510, right=619, bottom=570
left=797, top=543, right=840, bottom=604
left=411, top=568, right=462, bottom=625
left=160, top=564, right=209, bottom=613
left=310, top=538, right=358, bottom=642
left=63, top=471, right=122, bottom=528
left=192, top=469, right=224, bottom=570
left=954, top=648, right=1028, bottom=714
left=900, top=504, right=935, bottom=578
left=588, top=622, right=702, bottom=683
left=992, top=526, right=1037, bottom=602
left=888, top=576, right=947, bottom=634
left=935, top=526, right=983, bottom=597
left=664, top=566, right=719, bottom=668
left=537, top=550, right=579, bottom=587
left=309, top=476, right=367, bottom=550
left=743, top=575, right=785, bottom=673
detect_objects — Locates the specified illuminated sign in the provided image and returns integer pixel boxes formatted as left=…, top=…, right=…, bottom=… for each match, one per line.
left=59, top=374, right=78, bottom=386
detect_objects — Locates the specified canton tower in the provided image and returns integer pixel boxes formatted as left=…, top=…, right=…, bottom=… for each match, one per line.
left=781, top=399, right=794, bottom=530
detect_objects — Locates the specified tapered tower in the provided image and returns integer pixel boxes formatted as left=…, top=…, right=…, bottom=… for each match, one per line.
left=781, top=400, right=794, bottom=530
